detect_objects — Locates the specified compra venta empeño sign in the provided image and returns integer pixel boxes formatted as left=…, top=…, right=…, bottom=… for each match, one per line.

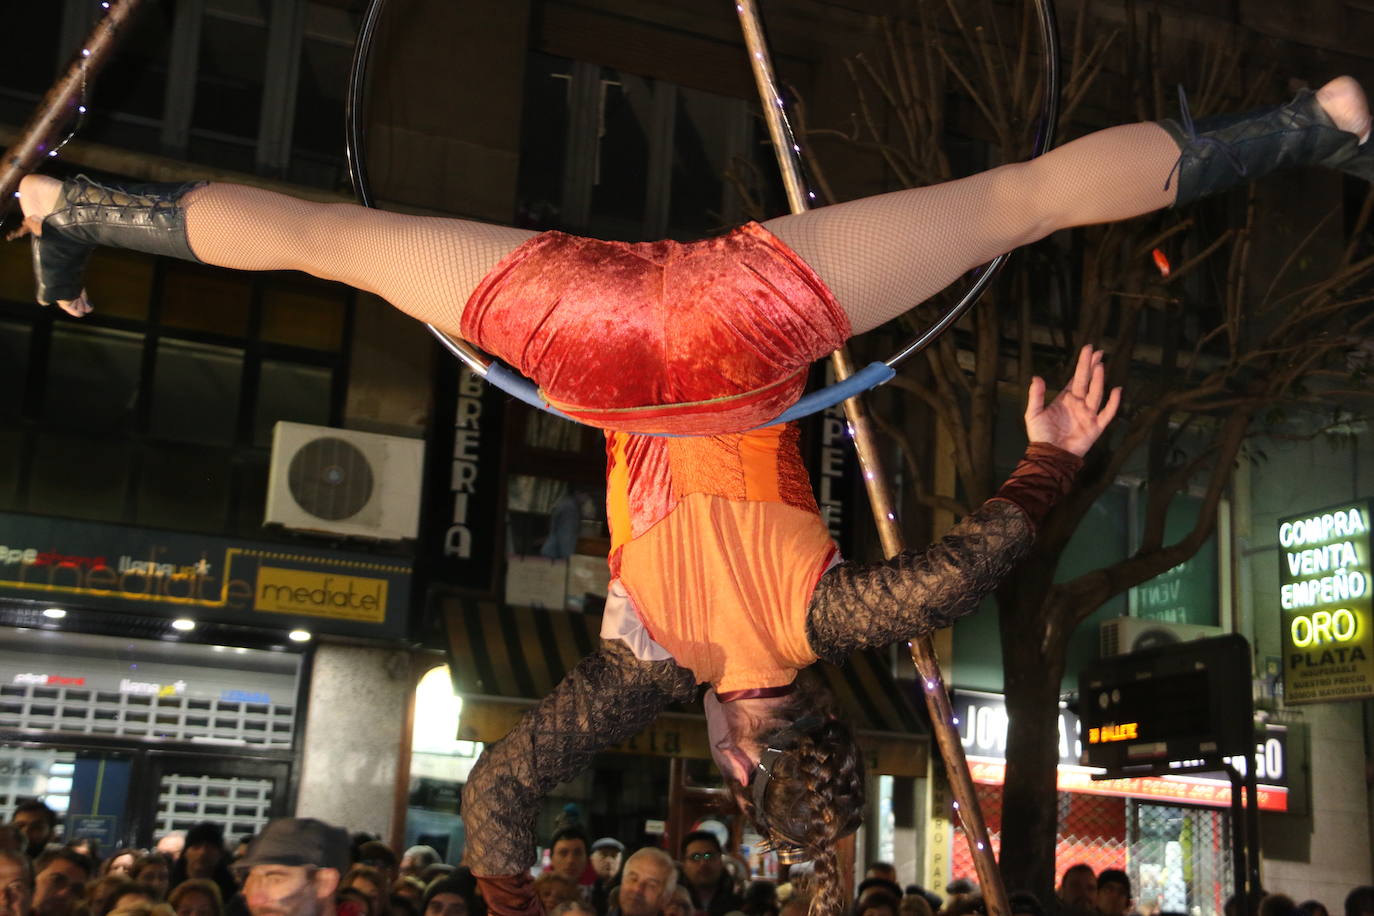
left=1278, top=501, right=1374, bottom=704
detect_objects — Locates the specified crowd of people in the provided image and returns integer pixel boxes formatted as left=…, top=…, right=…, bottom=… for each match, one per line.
left=2, top=802, right=1372, bottom=916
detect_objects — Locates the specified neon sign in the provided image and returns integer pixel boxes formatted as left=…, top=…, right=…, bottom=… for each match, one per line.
left=1278, top=501, right=1374, bottom=704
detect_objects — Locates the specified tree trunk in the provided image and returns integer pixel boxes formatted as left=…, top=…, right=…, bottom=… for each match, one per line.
left=997, top=597, right=1068, bottom=906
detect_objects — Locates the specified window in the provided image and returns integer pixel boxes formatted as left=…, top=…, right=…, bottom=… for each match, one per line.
left=0, top=236, right=352, bottom=539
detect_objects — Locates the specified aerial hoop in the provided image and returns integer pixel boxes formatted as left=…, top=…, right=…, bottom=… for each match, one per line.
left=344, top=0, right=1060, bottom=428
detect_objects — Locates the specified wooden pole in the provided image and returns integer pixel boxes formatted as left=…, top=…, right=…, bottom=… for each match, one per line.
left=733, top=4, right=1010, bottom=914
left=0, top=0, right=146, bottom=218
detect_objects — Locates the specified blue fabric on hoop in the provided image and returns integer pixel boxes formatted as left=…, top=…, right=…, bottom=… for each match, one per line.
left=480, top=360, right=895, bottom=435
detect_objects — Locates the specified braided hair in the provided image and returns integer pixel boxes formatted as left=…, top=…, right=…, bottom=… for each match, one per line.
left=730, top=673, right=865, bottom=916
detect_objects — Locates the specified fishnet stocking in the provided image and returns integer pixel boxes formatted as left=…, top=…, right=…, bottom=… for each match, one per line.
left=763, top=122, right=1180, bottom=334
left=178, top=123, right=1174, bottom=344
left=181, top=185, right=537, bottom=336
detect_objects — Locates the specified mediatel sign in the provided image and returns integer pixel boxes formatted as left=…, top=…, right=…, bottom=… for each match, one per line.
left=0, top=512, right=411, bottom=637
left=1277, top=501, right=1374, bottom=704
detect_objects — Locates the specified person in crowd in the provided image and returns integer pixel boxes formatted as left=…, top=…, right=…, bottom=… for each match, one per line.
left=1009, top=892, right=1046, bottom=916
left=1298, top=901, right=1330, bottom=916
left=779, top=897, right=811, bottom=916
left=1261, top=897, right=1299, bottom=916
left=417, top=868, right=453, bottom=887
left=233, top=818, right=350, bottom=916
left=857, top=892, right=901, bottom=916
left=31, top=848, right=93, bottom=916
left=420, top=877, right=470, bottom=916
left=664, top=886, right=695, bottom=916
left=866, top=866, right=899, bottom=887
left=741, top=880, right=779, bottom=916
left=1054, top=866, right=1096, bottom=916
left=604, top=849, right=675, bottom=916
left=168, top=880, right=224, bottom=916
left=588, top=841, right=622, bottom=886
left=156, top=835, right=187, bottom=864
left=0, top=829, right=20, bottom=857
left=588, top=838, right=623, bottom=915
left=533, top=875, right=579, bottom=915
left=1095, top=871, right=1131, bottom=916
left=112, top=885, right=161, bottom=912
left=678, top=831, right=741, bottom=916
left=906, top=887, right=942, bottom=914
left=389, top=896, right=418, bottom=916
left=550, top=903, right=595, bottom=916
left=131, top=855, right=173, bottom=901
left=390, top=880, right=424, bottom=912
left=66, top=839, right=99, bottom=862
left=336, top=887, right=374, bottom=916
left=1345, top=889, right=1374, bottom=916
left=10, top=804, right=58, bottom=862
left=399, top=851, right=440, bottom=882
left=232, top=840, right=255, bottom=864
left=89, top=875, right=138, bottom=916
left=545, top=829, right=591, bottom=894
left=103, top=850, right=142, bottom=879
left=858, top=880, right=906, bottom=911
left=356, top=846, right=399, bottom=891
left=898, top=893, right=933, bottom=916
left=108, top=903, right=176, bottom=916
left=0, top=850, right=32, bottom=916
left=341, top=865, right=389, bottom=916
left=174, top=824, right=238, bottom=904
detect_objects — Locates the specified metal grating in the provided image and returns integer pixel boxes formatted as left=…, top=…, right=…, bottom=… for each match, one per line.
left=156, top=772, right=274, bottom=837
left=0, top=684, right=295, bottom=747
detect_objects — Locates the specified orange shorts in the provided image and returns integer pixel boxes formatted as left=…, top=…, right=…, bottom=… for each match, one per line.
left=460, top=222, right=850, bottom=435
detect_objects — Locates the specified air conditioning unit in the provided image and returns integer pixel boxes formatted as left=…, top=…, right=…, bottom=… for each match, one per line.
left=1100, top=616, right=1226, bottom=658
left=265, top=421, right=424, bottom=540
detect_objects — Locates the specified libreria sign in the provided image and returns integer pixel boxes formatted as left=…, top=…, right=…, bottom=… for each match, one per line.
left=1277, top=502, right=1374, bottom=704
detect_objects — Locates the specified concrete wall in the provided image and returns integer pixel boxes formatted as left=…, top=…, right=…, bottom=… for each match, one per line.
left=295, top=643, right=413, bottom=837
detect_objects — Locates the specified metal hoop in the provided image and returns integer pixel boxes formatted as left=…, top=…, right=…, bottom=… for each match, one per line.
left=344, top=0, right=1061, bottom=425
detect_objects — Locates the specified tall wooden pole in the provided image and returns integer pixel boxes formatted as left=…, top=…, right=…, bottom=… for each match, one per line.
left=0, top=0, right=145, bottom=216
left=733, top=4, right=1010, bottom=914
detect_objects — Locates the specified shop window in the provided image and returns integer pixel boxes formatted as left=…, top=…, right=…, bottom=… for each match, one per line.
left=0, top=748, right=77, bottom=821
left=135, top=443, right=233, bottom=532
left=187, top=10, right=267, bottom=171
left=502, top=405, right=609, bottom=611
left=516, top=52, right=766, bottom=239
left=161, top=262, right=253, bottom=338
left=27, top=431, right=133, bottom=523
left=85, top=250, right=155, bottom=322
left=149, top=339, right=245, bottom=446
left=43, top=325, right=144, bottom=434
left=260, top=281, right=347, bottom=351
left=253, top=359, right=333, bottom=446
left=0, top=243, right=38, bottom=307
left=0, top=320, right=31, bottom=419
left=403, top=665, right=483, bottom=863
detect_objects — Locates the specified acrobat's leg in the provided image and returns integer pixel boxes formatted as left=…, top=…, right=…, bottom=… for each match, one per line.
left=17, top=174, right=536, bottom=330
left=765, top=76, right=1373, bottom=336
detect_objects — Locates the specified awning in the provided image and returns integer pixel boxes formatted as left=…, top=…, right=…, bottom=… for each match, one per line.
left=440, top=596, right=929, bottom=776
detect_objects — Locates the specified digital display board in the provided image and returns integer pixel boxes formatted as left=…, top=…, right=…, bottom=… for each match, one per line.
left=1277, top=501, right=1374, bottom=704
left=1078, top=634, right=1252, bottom=773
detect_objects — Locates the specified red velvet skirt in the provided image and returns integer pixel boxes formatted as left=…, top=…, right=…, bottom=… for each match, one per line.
left=459, top=222, right=850, bottom=436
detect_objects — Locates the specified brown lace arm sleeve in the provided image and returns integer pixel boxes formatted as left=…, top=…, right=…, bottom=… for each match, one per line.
left=805, top=444, right=1081, bottom=662
left=461, top=639, right=696, bottom=879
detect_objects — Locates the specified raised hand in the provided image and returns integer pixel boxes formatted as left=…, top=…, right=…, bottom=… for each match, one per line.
left=1024, top=344, right=1122, bottom=456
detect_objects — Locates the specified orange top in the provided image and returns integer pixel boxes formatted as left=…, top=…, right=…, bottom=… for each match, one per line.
left=605, top=424, right=837, bottom=691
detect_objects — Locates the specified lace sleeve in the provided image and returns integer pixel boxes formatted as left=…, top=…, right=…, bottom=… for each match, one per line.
left=461, top=639, right=696, bottom=877
left=805, top=499, right=1034, bottom=663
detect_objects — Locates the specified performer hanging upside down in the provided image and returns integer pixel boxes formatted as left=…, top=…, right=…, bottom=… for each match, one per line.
left=11, top=77, right=1374, bottom=434
left=7, top=76, right=1372, bottom=916
left=455, top=344, right=1116, bottom=916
